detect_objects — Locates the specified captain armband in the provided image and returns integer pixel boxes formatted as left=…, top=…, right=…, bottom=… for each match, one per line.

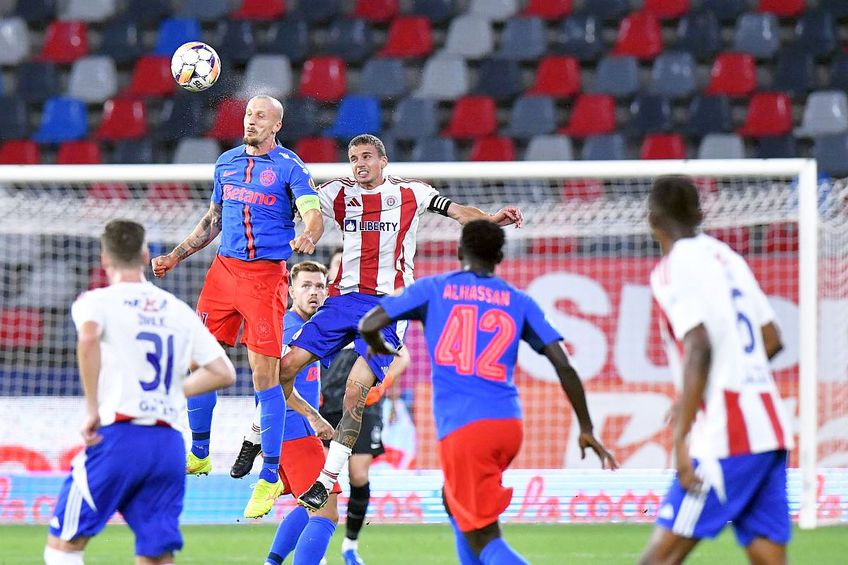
left=427, top=195, right=453, bottom=216
left=295, top=194, right=321, bottom=215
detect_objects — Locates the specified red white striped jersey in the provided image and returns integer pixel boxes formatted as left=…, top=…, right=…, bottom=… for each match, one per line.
left=650, top=234, right=793, bottom=460
left=317, top=175, right=439, bottom=296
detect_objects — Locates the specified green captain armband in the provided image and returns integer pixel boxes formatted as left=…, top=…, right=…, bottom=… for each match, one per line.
left=295, top=194, right=321, bottom=215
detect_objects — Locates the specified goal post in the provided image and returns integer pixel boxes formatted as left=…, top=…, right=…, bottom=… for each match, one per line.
left=0, top=159, right=840, bottom=528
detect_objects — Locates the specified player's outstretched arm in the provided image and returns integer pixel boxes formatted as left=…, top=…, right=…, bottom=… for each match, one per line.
left=151, top=202, right=222, bottom=278
left=183, top=355, right=236, bottom=397
left=290, top=207, right=324, bottom=255
left=543, top=341, right=619, bottom=470
left=288, top=388, right=334, bottom=439
left=675, top=324, right=711, bottom=492
left=77, top=321, right=103, bottom=447
left=445, top=202, right=524, bottom=228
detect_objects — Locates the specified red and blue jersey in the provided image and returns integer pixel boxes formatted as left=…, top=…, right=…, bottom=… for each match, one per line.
left=212, top=144, right=314, bottom=262
left=283, top=310, right=322, bottom=441
left=380, top=270, right=562, bottom=440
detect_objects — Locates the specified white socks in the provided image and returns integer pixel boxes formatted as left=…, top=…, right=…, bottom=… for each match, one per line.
left=318, top=441, right=352, bottom=490
left=44, top=546, right=84, bottom=565
left=246, top=403, right=261, bottom=444
left=342, top=538, right=358, bottom=553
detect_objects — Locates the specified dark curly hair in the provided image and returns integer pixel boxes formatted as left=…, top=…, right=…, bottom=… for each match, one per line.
left=460, top=220, right=505, bottom=265
left=649, top=175, right=703, bottom=229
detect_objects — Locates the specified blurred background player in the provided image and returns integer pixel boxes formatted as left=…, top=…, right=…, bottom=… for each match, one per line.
left=639, top=176, right=792, bottom=564
left=151, top=95, right=324, bottom=519
left=295, top=134, right=524, bottom=512
left=45, top=220, right=236, bottom=565
left=358, top=219, right=618, bottom=565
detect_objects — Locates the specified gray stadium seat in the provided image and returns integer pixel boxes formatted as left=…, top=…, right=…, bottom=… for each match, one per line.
left=413, top=55, right=469, bottom=100
left=524, top=135, right=574, bottom=161
left=60, top=0, right=116, bottom=22
left=359, top=58, right=407, bottom=100
left=238, top=54, right=293, bottom=100
left=504, top=96, right=556, bottom=139
left=794, top=90, right=848, bottom=138
left=733, top=13, right=780, bottom=59
left=176, top=0, right=229, bottom=21
left=411, top=137, right=457, bottom=161
left=387, top=97, right=438, bottom=141
left=0, top=0, right=14, bottom=16
left=697, top=133, right=745, bottom=159
left=651, top=51, right=696, bottom=99
left=582, top=134, right=626, bottom=160
left=813, top=133, right=848, bottom=177
left=66, top=55, right=118, bottom=103
left=591, top=56, right=639, bottom=98
left=0, top=17, right=29, bottom=65
left=173, top=138, right=220, bottom=164
left=496, top=16, right=546, bottom=62
left=443, top=15, right=493, bottom=59
left=469, top=0, right=518, bottom=21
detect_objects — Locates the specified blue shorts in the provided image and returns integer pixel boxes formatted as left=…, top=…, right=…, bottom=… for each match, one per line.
left=656, top=450, right=790, bottom=547
left=291, top=293, right=406, bottom=383
left=49, top=424, right=185, bottom=557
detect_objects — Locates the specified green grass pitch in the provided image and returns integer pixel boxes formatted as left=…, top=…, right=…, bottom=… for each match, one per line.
left=2, top=523, right=845, bottom=564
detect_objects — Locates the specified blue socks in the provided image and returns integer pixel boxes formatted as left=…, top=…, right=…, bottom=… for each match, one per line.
left=257, top=386, right=285, bottom=483
left=266, top=506, right=309, bottom=565
left=449, top=517, right=482, bottom=565
left=187, top=390, right=217, bottom=458
left=479, top=538, right=529, bottom=565
left=293, top=516, right=336, bottom=565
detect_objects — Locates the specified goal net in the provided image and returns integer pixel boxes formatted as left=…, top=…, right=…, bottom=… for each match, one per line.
left=0, top=160, right=844, bottom=528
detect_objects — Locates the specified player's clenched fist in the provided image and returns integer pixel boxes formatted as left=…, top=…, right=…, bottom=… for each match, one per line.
left=290, top=234, right=316, bottom=254
left=151, top=253, right=179, bottom=278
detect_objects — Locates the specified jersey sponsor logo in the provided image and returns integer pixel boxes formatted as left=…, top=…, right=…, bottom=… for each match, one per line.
left=344, top=220, right=400, bottom=232
left=259, top=168, right=276, bottom=187
left=222, top=184, right=277, bottom=206
left=123, top=297, right=167, bottom=311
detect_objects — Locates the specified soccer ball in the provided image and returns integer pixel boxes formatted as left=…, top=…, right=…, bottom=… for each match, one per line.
left=171, top=41, right=221, bottom=92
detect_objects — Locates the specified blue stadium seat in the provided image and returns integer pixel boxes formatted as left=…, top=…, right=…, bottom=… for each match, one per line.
left=582, top=134, right=626, bottom=160
left=756, top=135, right=797, bottom=158
left=686, top=95, right=733, bottom=137
left=629, top=94, right=673, bottom=136
left=504, top=95, right=556, bottom=139
left=0, top=95, right=28, bottom=140
left=216, top=20, right=257, bottom=65
left=411, top=137, right=457, bottom=161
left=701, top=0, right=745, bottom=23
left=124, top=0, right=173, bottom=26
left=33, top=97, right=88, bottom=143
left=412, top=0, right=457, bottom=24
left=98, top=19, right=142, bottom=65
left=794, top=10, right=837, bottom=59
left=294, top=0, right=339, bottom=24
left=153, top=18, right=202, bottom=57
left=591, top=55, right=639, bottom=98
left=651, top=51, right=696, bottom=99
left=14, top=0, right=56, bottom=24
left=675, top=10, right=720, bottom=61
left=579, top=0, right=629, bottom=21
left=773, top=47, right=816, bottom=96
left=326, top=18, right=374, bottom=64
left=155, top=95, right=205, bottom=141
left=475, top=58, right=522, bottom=100
left=359, top=58, right=407, bottom=101
left=496, top=17, right=546, bottom=62
left=733, top=13, right=780, bottom=59
left=17, top=62, right=60, bottom=104
left=387, top=97, right=438, bottom=141
left=830, top=52, right=848, bottom=91
left=325, top=95, right=381, bottom=139
left=112, top=139, right=155, bottom=164
left=278, top=97, right=321, bottom=142
left=813, top=134, right=848, bottom=177
left=558, top=15, right=602, bottom=61
left=264, top=17, right=309, bottom=64
left=820, top=0, right=848, bottom=20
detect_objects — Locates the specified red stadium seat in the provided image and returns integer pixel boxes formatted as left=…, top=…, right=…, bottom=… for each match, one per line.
left=295, top=137, right=338, bottom=163
left=640, top=133, right=686, bottom=159
left=355, top=0, right=399, bottom=22
left=0, top=308, right=43, bottom=347
left=96, top=99, right=148, bottom=140
left=206, top=98, right=247, bottom=141
left=643, top=0, right=690, bottom=19
left=148, top=183, right=191, bottom=202
left=523, top=0, right=573, bottom=20
left=562, top=179, right=604, bottom=201
left=528, top=55, right=581, bottom=98
left=706, top=227, right=751, bottom=255
left=559, top=94, right=615, bottom=137
left=57, top=140, right=101, bottom=164
left=443, top=96, right=497, bottom=139
left=529, top=237, right=577, bottom=254
left=379, top=17, right=433, bottom=58
left=298, top=56, right=347, bottom=103
left=612, top=12, right=663, bottom=60
left=87, top=183, right=131, bottom=200
left=469, top=136, right=516, bottom=161
left=40, top=21, right=89, bottom=64
left=758, top=0, right=805, bottom=17
left=738, top=92, right=793, bottom=137
left=125, top=56, right=175, bottom=97
left=765, top=222, right=798, bottom=253
left=232, top=0, right=286, bottom=20
left=0, top=140, right=40, bottom=164
left=706, top=53, right=757, bottom=96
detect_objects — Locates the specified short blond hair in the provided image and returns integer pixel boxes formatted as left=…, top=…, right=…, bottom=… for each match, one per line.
left=291, top=260, right=328, bottom=282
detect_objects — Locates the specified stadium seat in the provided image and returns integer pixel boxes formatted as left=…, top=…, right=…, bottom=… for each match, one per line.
left=702, top=0, right=746, bottom=22
left=496, top=17, right=546, bottom=61
left=232, top=0, right=285, bottom=20
left=387, top=97, right=438, bottom=141
left=411, top=137, right=457, bottom=161
left=530, top=237, right=578, bottom=254
left=686, top=95, right=733, bottom=137
left=297, top=56, right=346, bottom=103
left=0, top=309, right=43, bottom=347
left=0, top=140, right=40, bottom=164
left=238, top=55, right=292, bottom=100
left=96, top=99, right=148, bottom=141
left=154, top=95, right=205, bottom=141
left=794, top=9, right=836, bottom=58
left=560, top=94, right=615, bottom=137
left=277, top=97, right=321, bottom=142
left=411, top=0, right=456, bottom=23
left=528, top=55, right=581, bottom=98
left=325, top=95, right=381, bottom=138
left=60, top=0, right=115, bottom=22
left=706, top=53, right=757, bottom=96
left=558, top=15, right=602, bottom=61
left=358, top=58, right=406, bottom=100
left=294, top=0, right=338, bottom=24
left=819, top=0, right=848, bottom=20
left=580, top=0, right=629, bottom=20
left=772, top=47, right=816, bottom=96
left=524, top=134, right=574, bottom=160
left=0, top=95, right=29, bottom=140
left=66, top=56, right=117, bottom=103
left=675, top=10, right=721, bottom=60
left=612, top=12, right=663, bottom=60
left=14, top=0, right=55, bottom=24
left=379, top=16, right=432, bottom=58
left=651, top=51, right=696, bottom=99
left=33, top=97, right=87, bottom=143
left=813, top=134, right=848, bottom=176
left=153, top=18, right=201, bottom=57
left=326, top=18, right=374, bottom=64
left=176, top=0, right=229, bottom=21
left=591, top=56, right=639, bottom=98
left=294, top=137, right=338, bottom=163
left=756, top=135, right=797, bottom=158
left=0, top=17, right=29, bottom=65
left=97, top=19, right=142, bottom=65
left=113, top=139, right=155, bottom=164
left=17, top=61, right=60, bottom=104
left=86, top=183, right=131, bottom=200
left=469, top=0, right=518, bottom=21
left=125, top=56, right=174, bottom=98
left=475, top=58, right=522, bottom=100
left=39, top=20, right=88, bottom=63
left=504, top=96, right=557, bottom=139
left=581, top=134, right=626, bottom=160
left=470, top=137, right=515, bottom=161
left=173, top=138, right=220, bottom=164
left=738, top=92, right=793, bottom=137
left=57, top=140, right=101, bottom=164
left=264, top=17, right=309, bottom=64
left=795, top=91, right=848, bottom=137
left=124, top=0, right=173, bottom=26
left=629, top=94, right=673, bottom=135
left=732, top=13, right=780, bottom=59
left=443, top=96, right=497, bottom=139
left=147, top=182, right=191, bottom=202
left=706, top=227, right=750, bottom=255
left=216, top=20, right=257, bottom=65
left=206, top=98, right=246, bottom=141
left=758, top=0, right=805, bottom=17
left=523, top=0, right=572, bottom=20
left=413, top=55, right=469, bottom=100
left=829, top=53, right=848, bottom=91
left=697, top=133, right=745, bottom=159
left=643, top=0, right=689, bottom=19
left=640, top=133, right=686, bottom=159
left=443, top=15, right=493, bottom=59
left=764, top=223, right=798, bottom=253
left=354, top=0, right=398, bottom=22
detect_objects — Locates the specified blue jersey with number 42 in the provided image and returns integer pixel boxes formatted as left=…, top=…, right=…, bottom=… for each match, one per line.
left=380, top=270, right=562, bottom=440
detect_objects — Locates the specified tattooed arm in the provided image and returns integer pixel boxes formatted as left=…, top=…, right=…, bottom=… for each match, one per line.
left=333, top=378, right=371, bottom=449
left=152, top=202, right=222, bottom=278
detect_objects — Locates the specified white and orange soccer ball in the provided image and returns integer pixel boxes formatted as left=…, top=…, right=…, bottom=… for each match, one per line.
left=171, top=41, right=221, bottom=92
